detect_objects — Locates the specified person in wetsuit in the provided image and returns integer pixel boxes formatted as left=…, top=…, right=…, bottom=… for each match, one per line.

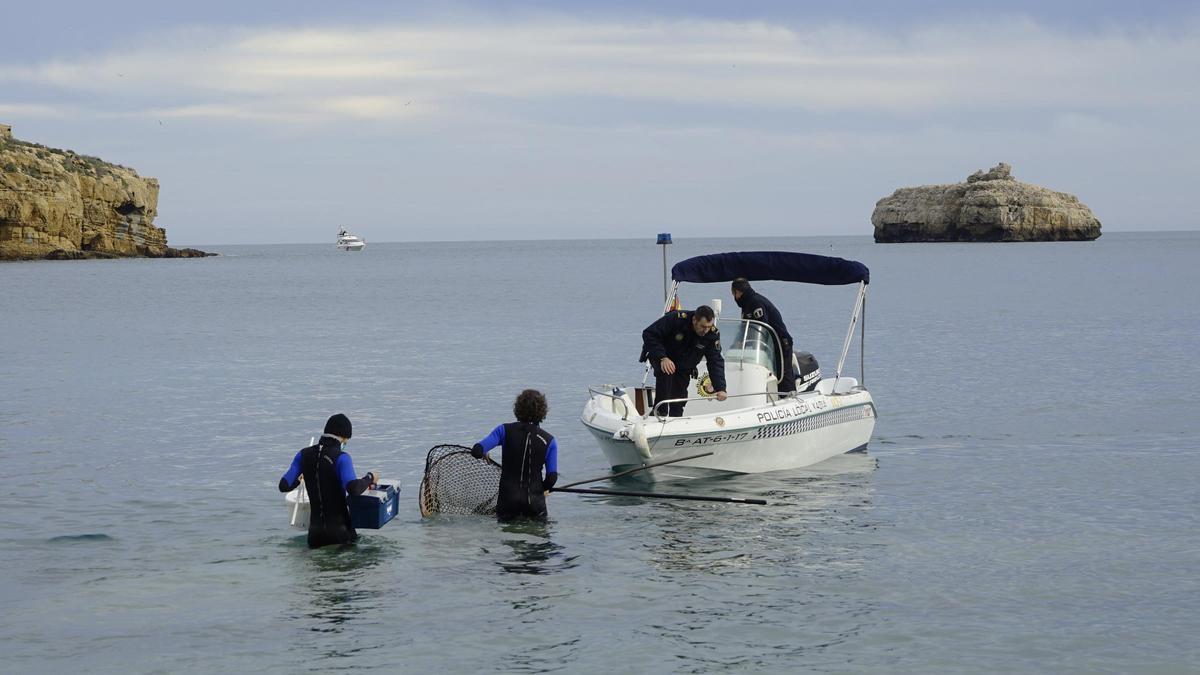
left=278, top=413, right=376, bottom=548
left=471, top=389, right=559, bottom=522
left=731, top=278, right=796, bottom=395
left=639, top=305, right=727, bottom=417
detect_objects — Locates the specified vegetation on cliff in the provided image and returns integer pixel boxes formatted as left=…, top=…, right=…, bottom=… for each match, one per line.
left=0, top=127, right=212, bottom=260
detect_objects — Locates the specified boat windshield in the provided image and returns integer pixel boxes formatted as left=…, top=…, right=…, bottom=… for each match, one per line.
left=719, top=318, right=781, bottom=378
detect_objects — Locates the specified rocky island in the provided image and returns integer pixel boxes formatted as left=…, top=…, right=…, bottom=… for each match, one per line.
left=0, top=123, right=212, bottom=260
left=871, top=163, right=1101, bottom=242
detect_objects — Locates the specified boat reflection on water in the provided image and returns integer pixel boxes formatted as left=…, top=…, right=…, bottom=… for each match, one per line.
left=634, top=451, right=879, bottom=575
left=632, top=453, right=881, bottom=663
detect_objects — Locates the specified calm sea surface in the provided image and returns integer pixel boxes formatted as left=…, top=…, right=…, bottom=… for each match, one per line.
left=1, top=233, right=1198, bottom=673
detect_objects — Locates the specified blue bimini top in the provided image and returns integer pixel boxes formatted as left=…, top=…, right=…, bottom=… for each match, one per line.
left=671, top=251, right=869, bottom=286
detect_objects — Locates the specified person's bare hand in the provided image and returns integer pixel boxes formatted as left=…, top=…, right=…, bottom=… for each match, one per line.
left=715, top=391, right=728, bottom=401
left=660, top=357, right=676, bottom=375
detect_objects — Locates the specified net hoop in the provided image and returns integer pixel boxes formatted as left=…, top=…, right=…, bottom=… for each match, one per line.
left=418, top=444, right=503, bottom=517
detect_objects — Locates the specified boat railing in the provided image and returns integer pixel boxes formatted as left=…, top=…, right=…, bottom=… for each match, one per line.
left=586, top=385, right=635, bottom=420
left=649, top=390, right=787, bottom=420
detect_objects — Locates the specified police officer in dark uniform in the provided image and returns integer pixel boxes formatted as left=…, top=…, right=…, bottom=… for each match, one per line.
left=278, top=413, right=376, bottom=548
left=640, top=305, right=727, bottom=417
left=731, top=278, right=796, bottom=394
left=471, top=389, right=560, bottom=522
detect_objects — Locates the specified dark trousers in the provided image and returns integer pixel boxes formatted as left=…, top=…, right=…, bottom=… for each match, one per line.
left=654, top=367, right=691, bottom=417
left=497, top=501, right=547, bottom=522
left=779, top=339, right=796, bottom=393
left=497, top=481, right=548, bottom=521
left=307, top=514, right=357, bottom=549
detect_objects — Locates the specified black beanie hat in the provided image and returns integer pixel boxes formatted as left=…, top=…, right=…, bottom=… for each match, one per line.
left=324, top=413, right=352, bottom=439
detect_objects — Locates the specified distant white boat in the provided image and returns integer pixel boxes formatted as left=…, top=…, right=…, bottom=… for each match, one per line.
left=336, top=227, right=365, bottom=251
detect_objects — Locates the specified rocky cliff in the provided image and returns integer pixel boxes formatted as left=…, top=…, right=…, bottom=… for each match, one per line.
left=871, top=163, right=1101, bottom=242
left=0, top=125, right=211, bottom=260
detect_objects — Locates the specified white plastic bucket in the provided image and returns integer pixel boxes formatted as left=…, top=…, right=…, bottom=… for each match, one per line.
left=285, top=483, right=310, bottom=529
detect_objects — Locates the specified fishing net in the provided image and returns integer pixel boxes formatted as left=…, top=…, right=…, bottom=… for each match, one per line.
left=419, top=444, right=502, bottom=517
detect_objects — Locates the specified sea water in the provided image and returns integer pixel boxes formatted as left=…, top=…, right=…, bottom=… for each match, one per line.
left=1, top=233, right=1197, bottom=672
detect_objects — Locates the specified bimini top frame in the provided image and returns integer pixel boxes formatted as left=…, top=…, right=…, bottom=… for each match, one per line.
left=663, top=251, right=870, bottom=387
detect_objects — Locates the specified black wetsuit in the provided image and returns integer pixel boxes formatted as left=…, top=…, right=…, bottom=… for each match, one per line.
left=735, top=289, right=796, bottom=393
left=639, top=310, right=726, bottom=416
left=473, top=422, right=559, bottom=521
left=279, top=437, right=373, bottom=548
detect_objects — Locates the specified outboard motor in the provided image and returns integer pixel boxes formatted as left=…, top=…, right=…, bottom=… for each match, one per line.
left=794, top=352, right=821, bottom=392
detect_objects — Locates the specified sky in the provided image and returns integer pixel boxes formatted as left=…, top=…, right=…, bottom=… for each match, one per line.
left=1, top=1, right=1197, bottom=245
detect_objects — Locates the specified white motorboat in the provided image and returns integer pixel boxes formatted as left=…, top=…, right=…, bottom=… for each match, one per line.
left=580, top=251, right=876, bottom=481
left=336, top=227, right=366, bottom=251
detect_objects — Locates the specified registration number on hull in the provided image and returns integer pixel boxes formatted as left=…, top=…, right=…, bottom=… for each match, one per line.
left=673, top=432, right=749, bottom=447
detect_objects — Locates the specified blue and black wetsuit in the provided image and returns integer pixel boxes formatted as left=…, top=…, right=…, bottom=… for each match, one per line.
left=279, top=436, right=373, bottom=548
left=473, top=422, right=559, bottom=521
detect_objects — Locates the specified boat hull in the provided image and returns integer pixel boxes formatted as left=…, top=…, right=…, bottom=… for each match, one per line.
left=581, top=388, right=876, bottom=482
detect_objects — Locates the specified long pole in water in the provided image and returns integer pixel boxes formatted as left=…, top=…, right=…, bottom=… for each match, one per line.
left=550, top=486, right=767, bottom=506
left=557, top=451, right=714, bottom=490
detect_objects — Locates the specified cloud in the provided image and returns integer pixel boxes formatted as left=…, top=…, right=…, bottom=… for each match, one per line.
left=1, top=16, right=1197, bottom=127
left=3, top=13, right=1196, bottom=241
left=0, top=103, right=68, bottom=118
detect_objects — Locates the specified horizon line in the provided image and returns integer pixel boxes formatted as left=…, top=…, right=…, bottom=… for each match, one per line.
left=173, top=227, right=1200, bottom=248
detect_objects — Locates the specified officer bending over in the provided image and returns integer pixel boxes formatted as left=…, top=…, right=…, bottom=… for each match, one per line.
left=640, top=305, right=727, bottom=417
